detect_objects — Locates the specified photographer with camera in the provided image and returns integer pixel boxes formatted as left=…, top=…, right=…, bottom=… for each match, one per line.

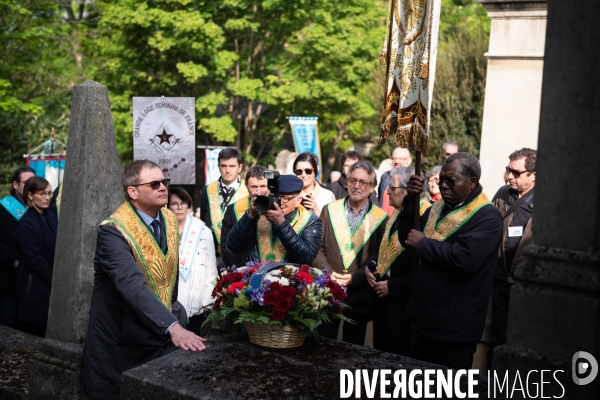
left=226, top=173, right=322, bottom=265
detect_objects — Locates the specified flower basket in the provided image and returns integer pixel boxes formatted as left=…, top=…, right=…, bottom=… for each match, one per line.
left=245, top=322, right=307, bottom=348
left=206, top=261, right=353, bottom=348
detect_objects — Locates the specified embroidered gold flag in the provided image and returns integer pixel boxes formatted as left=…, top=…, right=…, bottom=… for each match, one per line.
left=256, top=204, right=312, bottom=262
left=423, top=192, right=492, bottom=242
left=379, top=0, right=442, bottom=154
left=101, top=202, right=179, bottom=309
left=329, top=199, right=387, bottom=271
left=207, top=180, right=249, bottom=244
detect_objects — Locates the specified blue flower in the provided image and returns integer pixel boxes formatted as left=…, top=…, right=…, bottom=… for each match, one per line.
left=250, top=287, right=266, bottom=306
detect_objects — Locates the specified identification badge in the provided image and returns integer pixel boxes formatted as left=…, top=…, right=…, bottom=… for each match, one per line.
left=508, top=226, right=523, bottom=237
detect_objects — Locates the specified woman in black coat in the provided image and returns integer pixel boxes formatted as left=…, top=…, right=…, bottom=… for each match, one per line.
left=15, top=177, right=57, bottom=337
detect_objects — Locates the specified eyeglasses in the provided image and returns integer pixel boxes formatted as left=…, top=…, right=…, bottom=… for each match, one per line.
left=169, top=202, right=188, bottom=209
left=279, top=195, right=298, bottom=203
left=131, top=179, right=170, bottom=190
left=434, top=177, right=461, bottom=187
left=348, top=178, right=371, bottom=188
left=387, top=185, right=404, bottom=192
left=294, top=168, right=314, bottom=176
left=35, top=191, right=53, bottom=198
left=505, top=167, right=530, bottom=178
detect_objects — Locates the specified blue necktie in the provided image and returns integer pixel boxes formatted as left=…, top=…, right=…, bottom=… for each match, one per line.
left=150, top=220, right=160, bottom=244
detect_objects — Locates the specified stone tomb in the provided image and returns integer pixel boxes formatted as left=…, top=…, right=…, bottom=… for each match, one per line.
left=121, top=334, right=488, bottom=399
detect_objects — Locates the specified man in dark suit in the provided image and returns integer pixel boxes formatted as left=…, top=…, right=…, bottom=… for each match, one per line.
left=0, top=167, right=35, bottom=328
left=399, top=152, right=503, bottom=370
left=81, top=160, right=206, bottom=400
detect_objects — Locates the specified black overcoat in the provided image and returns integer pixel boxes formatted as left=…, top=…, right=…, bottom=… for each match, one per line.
left=398, top=185, right=503, bottom=344
left=80, top=211, right=186, bottom=400
left=0, top=191, right=24, bottom=293
left=14, top=207, right=58, bottom=324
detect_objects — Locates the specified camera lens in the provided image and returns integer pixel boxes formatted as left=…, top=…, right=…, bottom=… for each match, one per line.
left=255, top=195, right=274, bottom=213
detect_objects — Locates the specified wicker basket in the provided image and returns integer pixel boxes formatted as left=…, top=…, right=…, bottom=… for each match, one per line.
left=244, top=323, right=307, bottom=348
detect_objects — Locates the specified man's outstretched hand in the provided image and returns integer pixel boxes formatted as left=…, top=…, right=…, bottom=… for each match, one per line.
left=168, top=323, right=207, bottom=352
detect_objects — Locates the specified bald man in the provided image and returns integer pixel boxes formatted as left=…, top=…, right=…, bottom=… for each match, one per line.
left=378, top=148, right=412, bottom=215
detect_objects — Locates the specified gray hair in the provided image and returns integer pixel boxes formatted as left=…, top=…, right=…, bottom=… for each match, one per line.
left=425, top=165, right=442, bottom=181
left=445, top=152, right=481, bottom=180
left=122, top=159, right=161, bottom=196
left=389, top=166, right=415, bottom=189
left=348, top=161, right=377, bottom=187
left=442, top=141, right=459, bottom=152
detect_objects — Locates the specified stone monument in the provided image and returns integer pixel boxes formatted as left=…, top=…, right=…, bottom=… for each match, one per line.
left=28, top=81, right=124, bottom=398
left=495, top=0, right=600, bottom=397
left=477, top=0, right=547, bottom=197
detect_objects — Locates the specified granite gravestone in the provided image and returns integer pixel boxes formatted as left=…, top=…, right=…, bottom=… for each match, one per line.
left=28, top=80, right=123, bottom=399
left=493, top=0, right=600, bottom=398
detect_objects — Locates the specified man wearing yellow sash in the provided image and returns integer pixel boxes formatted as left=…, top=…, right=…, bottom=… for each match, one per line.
left=313, top=161, right=388, bottom=345
left=399, top=153, right=503, bottom=370
left=221, top=165, right=269, bottom=267
left=198, top=148, right=248, bottom=260
left=81, top=160, right=206, bottom=399
left=227, top=174, right=322, bottom=265
left=366, top=166, right=429, bottom=356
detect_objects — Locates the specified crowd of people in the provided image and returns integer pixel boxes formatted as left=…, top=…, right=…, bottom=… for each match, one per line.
left=0, top=142, right=537, bottom=399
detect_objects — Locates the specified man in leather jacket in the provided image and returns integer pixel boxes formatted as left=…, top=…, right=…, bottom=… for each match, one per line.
left=226, top=175, right=322, bottom=265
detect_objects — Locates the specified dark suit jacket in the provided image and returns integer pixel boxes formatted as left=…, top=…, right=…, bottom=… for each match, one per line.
left=0, top=191, right=23, bottom=293
left=372, top=218, right=413, bottom=356
left=399, top=185, right=503, bottom=344
left=220, top=202, right=249, bottom=268
left=81, top=209, right=186, bottom=400
left=14, top=207, right=58, bottom=324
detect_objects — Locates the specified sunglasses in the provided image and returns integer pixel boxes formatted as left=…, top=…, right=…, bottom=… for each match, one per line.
left=505, top=167, right=530, bottom=178
left=294, top=168, right=314, bottom=176
left=131, top=179, right=171, bottom=190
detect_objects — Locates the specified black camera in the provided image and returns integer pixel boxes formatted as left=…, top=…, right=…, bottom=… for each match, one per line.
left=255, top=170, right=280, bottom=213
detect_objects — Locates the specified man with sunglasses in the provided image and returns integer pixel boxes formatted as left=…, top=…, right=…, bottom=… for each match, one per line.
left=313, top=161, right=388, bottom=345
left=488, top=148, right=536, bottom=370
left=226, top=174, right=322, bottom=265
left=398, top=152, right=502, bottom=370
left=82, top=160, right=206, bottom=399
left=0, top=167, right=35, bottom=328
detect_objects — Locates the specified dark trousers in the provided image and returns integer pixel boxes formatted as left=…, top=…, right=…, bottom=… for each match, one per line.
left=187, top=312, right=212, bottom=338
left=488, top=279, right=511, bottom=370
left=418, top=334, right=477, bottom=370
left=0, top=293, right=18, bottom=328
left=318, top=312, right=368, bottom=346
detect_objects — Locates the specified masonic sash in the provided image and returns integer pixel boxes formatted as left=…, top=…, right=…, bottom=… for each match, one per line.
left=179, top=215, right=205, bottom=282
left=233, top=197, right=250, bottom=221
left=328, top=199, right=387, bottom=271
left=256, top=204, right=312, bottom=262
left=376, top=200, right=431, bottom=276
left=0, top=195, right=27, bottom=220
left=423, top=192, right=491, bottom=242
left=207, top=179, right=248, bottom=245
left=101, top=202, right=179, bottom=309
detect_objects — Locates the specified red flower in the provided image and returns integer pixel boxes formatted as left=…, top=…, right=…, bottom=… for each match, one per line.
left=263, top=282, right=298, bottom=320
left=212, top=271, right=243, bottom=297
left=295, top=271, right=313, bottom=285
left=227, top=282, right=245, bottom=294
left=326, top=280, right=348, bottom=302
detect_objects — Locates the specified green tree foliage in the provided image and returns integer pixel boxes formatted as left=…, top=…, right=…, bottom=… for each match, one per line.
left=91, top=0, right=385, bottom=175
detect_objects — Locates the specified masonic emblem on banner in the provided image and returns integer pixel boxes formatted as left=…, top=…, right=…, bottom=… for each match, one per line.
left=150, top=122, right=181, bottom=154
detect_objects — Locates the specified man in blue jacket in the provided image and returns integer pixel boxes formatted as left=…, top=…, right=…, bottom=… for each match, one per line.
left=399, top=153, right=503, bottom=370
left=227, top=174, right=322, bottom=265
